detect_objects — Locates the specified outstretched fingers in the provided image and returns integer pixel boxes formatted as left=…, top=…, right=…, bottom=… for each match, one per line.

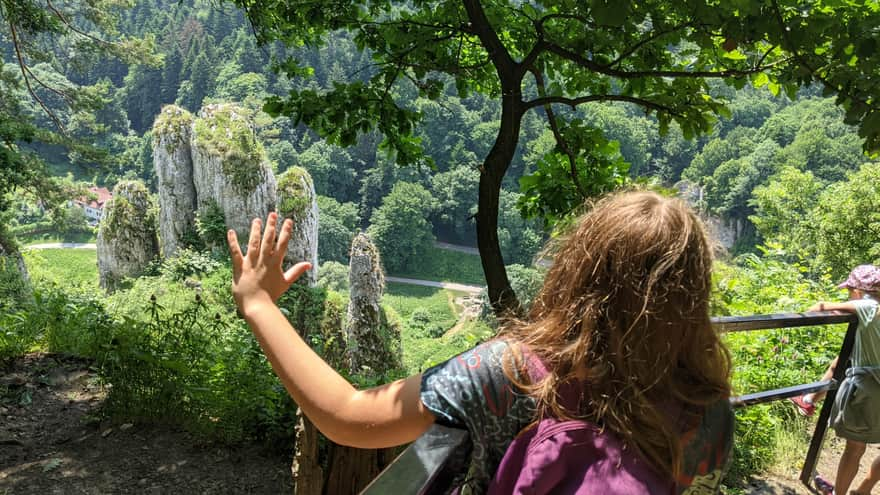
left=275, top=217, right=293, bottom=258
left=247, top=217, right=262, bottom=264
left=261, top=212, right=278, bottom=261
left=227, top=229, right=243, bottom=278
left=284, top=262, right=313, bottom=285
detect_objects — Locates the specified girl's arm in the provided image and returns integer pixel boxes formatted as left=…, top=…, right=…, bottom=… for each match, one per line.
left=228, top=213, right=435, bottom=449
left=806, top=301, right=859, bottom=313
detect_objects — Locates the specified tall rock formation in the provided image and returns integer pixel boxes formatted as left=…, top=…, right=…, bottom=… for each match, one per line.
left=323, top=234, right=400, bottom=495
left=280, top=178, right=324, bottom=495
left=345, top=233, right=400, bottom=375
left=277, top=167, right=319, bottom=285
left=190, top=104, right=276, bottom=239
left=152, top=105, right=196, bottom=257
left=97, top=181, right=160, bottom=292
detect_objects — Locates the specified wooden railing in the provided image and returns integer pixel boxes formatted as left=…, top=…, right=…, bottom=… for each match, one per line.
left=360, top=311, right=860, bottom=494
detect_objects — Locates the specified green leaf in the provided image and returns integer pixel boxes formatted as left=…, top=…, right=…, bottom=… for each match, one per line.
left=722, top=50, right=748, bottom=61
left=752, top=73, right=769, bottom=88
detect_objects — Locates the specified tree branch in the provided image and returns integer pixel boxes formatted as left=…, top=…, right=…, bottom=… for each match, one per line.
left=461, top=0, right=517, bottom=80
left=608, top=22, right=693, bottom=68
left=769, top=0, right=874, bottom=110
left=530, top=68, right=587, bottom=199
left=7, top=19, right=65, bottom=131
left=543, top=41, right=783, bottom=79
left=45, top=0, right=114, bottom=48
left=523, top=94, right=684, bottom=117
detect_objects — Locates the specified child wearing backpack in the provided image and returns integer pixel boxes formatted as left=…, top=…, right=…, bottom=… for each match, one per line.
left=789, top=265, right=880, bottom=495
left=227, top=190, right=734, bottom=494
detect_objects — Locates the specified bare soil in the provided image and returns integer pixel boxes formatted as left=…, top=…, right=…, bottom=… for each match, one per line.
left=0, top=353, right=292, bottom=494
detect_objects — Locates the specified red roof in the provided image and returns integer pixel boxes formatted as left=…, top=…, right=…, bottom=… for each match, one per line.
left=74, top=186, right=113, bottom=209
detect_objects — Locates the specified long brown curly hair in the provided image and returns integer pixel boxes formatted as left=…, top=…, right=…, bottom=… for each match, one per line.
left=501, top=189, right=731, bottom=477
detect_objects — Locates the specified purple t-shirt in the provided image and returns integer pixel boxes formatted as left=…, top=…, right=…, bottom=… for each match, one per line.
left=420, top=340, right=734, bottom=494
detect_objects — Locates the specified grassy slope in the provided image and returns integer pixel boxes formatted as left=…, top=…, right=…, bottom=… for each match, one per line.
left=22, top=250, right=481, bottom=374
left=383, top=282, right=481, bottom=374
left=22, top=248, right=99, bottom=290
left=391, top=246, right=484, bottom=285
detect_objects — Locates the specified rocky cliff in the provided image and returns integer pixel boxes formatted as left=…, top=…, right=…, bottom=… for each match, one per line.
left=152, top=105, right=196, bottom=258
left=345, top=233, right=400, bottom=375
left=277, top=167, right=319, bottom=285
left=190, top=104, right=276, bottom=240
left=97, top=181, right=160, bottom=292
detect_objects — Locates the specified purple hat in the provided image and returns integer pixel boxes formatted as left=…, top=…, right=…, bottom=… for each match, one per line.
left=838, top=265, right=880, bottom=291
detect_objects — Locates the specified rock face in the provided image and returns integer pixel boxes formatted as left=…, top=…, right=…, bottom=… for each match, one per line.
left=345, top=233, right=398, bottom=375
left=97, top=181, right=160, bottom=292
left=0, top=234, right=28, bottom=284
left=191, top=104, right=276, bottom=240
left=152, top=105, right=196, bottom=258
left=323, top=234, right=399, bottom=495
left=283, top=166, right=324, bottom=495
left=277, top=167, right=319, bottom=285
left=0, top=233, right=31, bottom=306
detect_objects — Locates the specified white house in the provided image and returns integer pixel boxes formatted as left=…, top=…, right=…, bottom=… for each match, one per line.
left=71, top=186, right=113, bottom=225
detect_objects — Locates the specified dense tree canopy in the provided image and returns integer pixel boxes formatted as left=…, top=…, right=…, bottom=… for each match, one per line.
left=0, top=0, right=157, bottom=250
left=232, top=0, right=880, bottom=313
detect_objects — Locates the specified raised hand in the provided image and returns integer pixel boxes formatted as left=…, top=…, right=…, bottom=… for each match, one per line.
left=227, top=212, right=312, bottom=315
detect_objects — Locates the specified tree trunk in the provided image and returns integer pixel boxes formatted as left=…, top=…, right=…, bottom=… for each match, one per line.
left=324, top=446, right=395, bottom=494
left=292, top=413, right=324, bottom=495
left=477, top=92, right=524, bottom=316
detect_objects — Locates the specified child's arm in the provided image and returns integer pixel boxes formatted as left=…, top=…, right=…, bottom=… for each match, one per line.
left=228, top=213, right=435, bottom=449
left=806, top=301, right=859, bottom=313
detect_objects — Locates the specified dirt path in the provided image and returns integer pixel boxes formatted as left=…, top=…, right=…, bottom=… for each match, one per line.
left=434, top=241, right=479, bottom=256
left=0, top=354, right=292, bottom=494
left=737, top=426, right=880, bottom=494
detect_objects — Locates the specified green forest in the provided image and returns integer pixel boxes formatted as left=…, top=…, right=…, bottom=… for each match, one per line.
left=2, top=0, right=880, bottom=492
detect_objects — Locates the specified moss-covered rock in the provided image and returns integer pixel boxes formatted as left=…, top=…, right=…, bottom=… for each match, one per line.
left=192, top=104, right=266, bottom=195
left=152, top=105, right=197, bottom=258
left=152, top=105, right=193, bottom=153
left=191, top=103, right=277, bottom=242
left=277, top=167, right=318, bottom=285
left=345, top=233, right=401, bottom=377
left=97, top=180, right=160, bottom=292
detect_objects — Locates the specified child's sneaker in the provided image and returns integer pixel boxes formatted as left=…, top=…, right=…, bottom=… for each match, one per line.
left=790, top=395, right=815, bottom=417
left=814, top=474, right=834, bottom=495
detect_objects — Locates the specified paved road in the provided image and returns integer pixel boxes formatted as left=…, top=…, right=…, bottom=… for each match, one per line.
left=385, top=276, right=484, bottom=295
left=24, top=243, right=96, bottom=250
left=434, top=241, right=479, bottom=256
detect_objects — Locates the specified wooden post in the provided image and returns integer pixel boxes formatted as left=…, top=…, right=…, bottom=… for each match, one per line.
left=800, top=318, right=860, bottom=488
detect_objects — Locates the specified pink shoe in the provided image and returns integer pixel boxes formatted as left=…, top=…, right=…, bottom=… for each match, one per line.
left=790, top=395, right=815, bottom=417
left=814, top=474, right=834, bottom=495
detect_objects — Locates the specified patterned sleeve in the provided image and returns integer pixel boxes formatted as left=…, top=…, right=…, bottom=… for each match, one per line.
left=419, top=340, right=536, bottom=492
left=853, top=298, right=879, bottom=327
left=420, top=340, right=528, bottom=428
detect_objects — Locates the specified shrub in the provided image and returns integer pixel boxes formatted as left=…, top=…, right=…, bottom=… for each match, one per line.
left=195, top=199, right=228, bottom=250
left=317, top=261, right=349, bottom=293
left=407, top=307, right=445, bottom=339
left=159, top=248, right=222, bottom=281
